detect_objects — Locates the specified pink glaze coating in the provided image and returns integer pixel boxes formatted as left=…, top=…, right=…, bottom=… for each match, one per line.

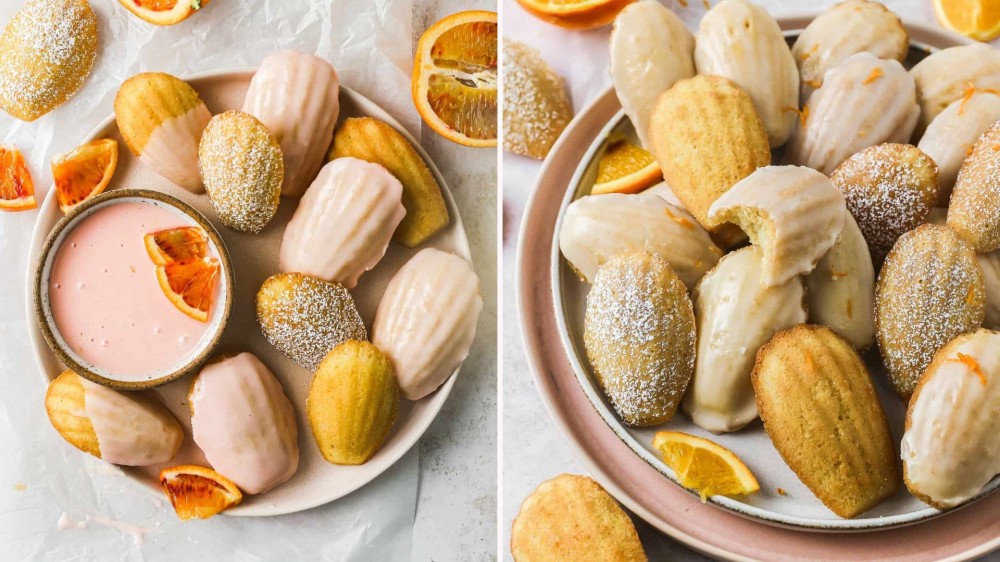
left=80, top=377, right=183, bottom=466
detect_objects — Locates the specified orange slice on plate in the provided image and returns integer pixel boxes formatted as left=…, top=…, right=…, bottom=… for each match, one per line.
left=934, top=0, right=1000, bottom=41
left=514, top=0, right=635, bottom=30
left=0, top=144, right=36, bottom=212
left=144, top=226, right=209, bottom=265
left=160, top=465, right=242, bottom=520
left=52, top=138, right=118, bottom=214
left=412, top=10, right=497, bottom=147
left=117, top=0, right=209, bottom=26
left=592, top=139, right=662, bottom=195
left=653, top=430, right=760, bottom=502
left=155, top=258, right=219, bottom=322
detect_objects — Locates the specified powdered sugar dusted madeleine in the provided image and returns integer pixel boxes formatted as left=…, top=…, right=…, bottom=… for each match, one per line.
left=502, top=39, right=572, bottom=160
left=115, top=73, right=211, bottom=192
left=707, top=165, right=846, bottom=287
left=0, top=0, right=97, bottom=122
left=979, top=251, right=1000, bottom=330
left=45, top=370, right=182, bottom=466
left=805, top=213, right=875, bottom=350
left=372, top=249, right=482, bottom=401
left=918, top=92, right=1000, bottom=206
left=876, top=224, right=985, bottom=398
left=695, top=0, right=798, bottom=148
left=911, top=43, right=1000, bottom=135
left=785, top=53, right=919, bottom=175
left=753, top=325, right=898, bottom=519
left=610, top=0, right=694, bottom=149
left=791, top=0, right=907, bottom=100
left=190, top=353, right=298, bottom=495
left=948, top=121, right=1000, bottom=253
left=648, top=75, right=770, bottom=238
left=243, top=51, right=339, bottom=198
left=682, top=247, right=806, bottom=433
left=902, top=329, right=1000, bottom=509
left=280, top=158, right=405, bottom=289
left=558, top=192, right=721, bottom=290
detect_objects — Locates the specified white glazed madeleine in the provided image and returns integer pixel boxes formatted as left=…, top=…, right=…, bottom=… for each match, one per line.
left=785, top=53, right=919, bottom=175
left=911, top=43, right=1000, bottom=135
left=558, top=192, right=722, bottom=290
left=791, top=0, right=907, bottom=99
left=280, top=157, right=405, bottom=289
left=682, top=247, right=807, bottom=433
left=243, top=50, right=340, bottom=198
left=610, top=0, right=694, bottom=149
left=694, top=0, right=799, bottom=148
left=190, top=353, right=299, bottom=495
left=902, top=330, right=1000, bottom=509
left=372, top=249, right=482, bottom=401
left=707, top=165, right=846, bottom=287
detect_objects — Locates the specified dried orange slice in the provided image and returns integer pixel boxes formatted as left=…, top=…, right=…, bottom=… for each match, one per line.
left=144, top=226, right=208, bottom=265
left=160, top=465, right=241, bottom=520
left=514, top=0, right=634, bottom=30
left=0, top=144, right=36, bottom=212
left=592, top=139, right=662, bottom=195
left=117, top=0, right=209, bottom=26
left=52, top=139, right=118, bottom=214
left=934, top=0, right=1000, bottom=41
left=155, top=258, right=219, bottom=322
left=412, top=10, right=497, bottom=147
left=653, top=431, right=759, bottom=501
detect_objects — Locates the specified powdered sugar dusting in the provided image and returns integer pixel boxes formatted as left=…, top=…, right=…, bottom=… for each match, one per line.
left=502, top=39, right=572, bottom=160
left=948, top=121, right=1000, bottom=252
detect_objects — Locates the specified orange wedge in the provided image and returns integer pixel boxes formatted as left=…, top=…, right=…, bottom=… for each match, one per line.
left=155, top=258, right=219, bottom=322
left=592, top=139, right=662, bottom=195
left=160, top=465, right=242, bottom=520
left=412, top=10, right=497, bottom=147
left=117, top=0, right=209, bottom=26
left=0, top=144, right=36, bottom=212
left=144, top=226, right=208, bottom=265
left=653, top=431, right=760, bottom=502
left=52, top=139, right=118, bottom=214
left=515, top=0, right=635, bottom=30
left=934, top=0, right=1000, bottom=41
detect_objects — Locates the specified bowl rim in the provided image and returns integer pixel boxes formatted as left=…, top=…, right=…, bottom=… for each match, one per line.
left=33, top=188, right=235, bottom=391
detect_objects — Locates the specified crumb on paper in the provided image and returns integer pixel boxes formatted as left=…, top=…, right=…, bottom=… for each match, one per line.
left=777, top=487, right=787, bottom=496
left=14, top=482, right=26, bottom=491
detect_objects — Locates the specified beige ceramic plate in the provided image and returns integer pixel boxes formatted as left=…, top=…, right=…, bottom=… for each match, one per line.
left=25, top=68, right=471, bottom=516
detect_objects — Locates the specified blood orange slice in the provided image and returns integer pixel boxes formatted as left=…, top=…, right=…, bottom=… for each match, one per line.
left=52, top=138, right=118, bottom=214
left=117, top=0, right=209, bottom=26
left=144, top=226, right=208, bottom=265
left=0, top=144, right=36, bottom=212
left=160, top=465, right=242, bottom=520
left=155, top=258, right=219, bottom=322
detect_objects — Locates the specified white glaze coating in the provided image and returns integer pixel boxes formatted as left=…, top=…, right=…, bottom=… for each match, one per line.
left=978, top=251, right=1000, bottom=330
left=139, top=104, right=211, bottom=193
left=911, top=43, right=1000, bottom=134
left=79, top=378, right=182, bottom=466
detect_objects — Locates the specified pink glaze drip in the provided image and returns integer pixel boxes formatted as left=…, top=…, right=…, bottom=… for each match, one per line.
left=48, top=201, right=216, bottom=381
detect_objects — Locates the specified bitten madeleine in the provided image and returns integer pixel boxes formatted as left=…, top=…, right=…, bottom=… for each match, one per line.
left=116, top=73, right=211, bottom=192
left=910, top=43, right=1000, bottom=134
left=876, top=224, right=985, bottom=398
left=503, top=39, right=573, bottom=160
left=199, top=110, right=283, bottom=233
left=584, top=251, right=695, bottom=427
left=510, top=474, right=647, bottom=562
left=0, top=0, right=97, bottom=122
left=46, top=370, right=183, bottom=466
left=558, top=192, right=722, bottom=290
left=647, top=75, right=770, bottom=243
left=948, top=121, right=1000, bottom=253
left=831, top=143, right=939, bottom=264
left=328, top=117, right=449, bottom=247
left=257, top=273, right=367, bottom=371
left=308, top=340, right=400, bottom=465
left=753, top=325, right=899, bottom=519
left=683, top=247, right=806, bottom=433
left=610, top=0, right=694, bottom=149
left=902, top=329, right=1000, bottom=509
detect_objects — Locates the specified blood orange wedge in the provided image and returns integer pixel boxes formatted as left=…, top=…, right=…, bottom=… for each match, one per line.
left=144, top=226, right=208, bottom=265
left=0, top=144, right=36, bottom=212
left=52, top=138, right=118, bottom=214
left=117, top=0, right=209, bottom=26
left=160, top=465, right=242, bottom=520
left=155, top=258, right=219, bottom=322
left=412, top=10, right=497, bottom=147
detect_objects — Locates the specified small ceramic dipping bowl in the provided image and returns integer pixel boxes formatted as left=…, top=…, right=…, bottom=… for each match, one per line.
left=34, top=189, right=234, bottom=390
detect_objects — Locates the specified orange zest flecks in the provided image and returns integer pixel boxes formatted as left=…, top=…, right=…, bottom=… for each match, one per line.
left=830, top=269, right=848, bottom=280
left=846, top=298, right=853, bottom=320
left=949, top=352, right=988, bottom=385
left=857, top=129, right=868, bottom=139
left=967, top=283, right=978, bottom=306
left=784, top=105, right=808, bottom=127
left=957, top=83, right=1000, bottom=116
left=702, top=0, right=710, bottom=9
left=804, top=351, right=815, bottom=373
left=967, top=144, right=977, bottom=158
left=862, top=67, right=883, bottom=85
left=803, top=79, right=823, bottom=89
left=993, top=144, right=1000, bottom=152
left=777, top=487, right=787, bottom=496
left=676, top=0, right=688, bottom=7
left=799, top=43, right=819, bottom=61
left=664, top=207, right=695, bottom=229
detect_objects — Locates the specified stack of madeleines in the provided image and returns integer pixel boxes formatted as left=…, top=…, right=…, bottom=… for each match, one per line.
left=559, top=0, right=1000, bottom=519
